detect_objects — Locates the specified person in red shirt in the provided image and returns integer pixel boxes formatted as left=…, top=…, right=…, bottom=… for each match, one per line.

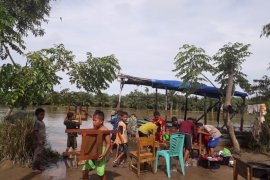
left=152, top=111, right=165, bottom=142
left=179, top=117, right=197, bottom=166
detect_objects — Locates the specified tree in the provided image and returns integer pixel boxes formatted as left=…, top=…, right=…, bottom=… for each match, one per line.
left=0, top=44, right=74, bottom=112
left=213, top=42, right=251, bottom=152
left=261, top=23, right=270, bottom=38
left=173, top=42, right=251, bottom=152
left=69, top=52, right=121, bottom=94
left=0, top=0, right=54, bottom=64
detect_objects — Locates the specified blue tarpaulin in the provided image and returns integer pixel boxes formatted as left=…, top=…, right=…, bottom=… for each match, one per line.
left=119, top=74, right=248, bottom=99
left=151, top=79, right=248, bottom=99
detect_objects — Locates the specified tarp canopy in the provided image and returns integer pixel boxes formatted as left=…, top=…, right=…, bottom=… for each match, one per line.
left=119, top=74, right=248, bottom=99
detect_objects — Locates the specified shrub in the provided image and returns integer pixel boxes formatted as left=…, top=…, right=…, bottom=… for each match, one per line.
left=0, top=112, right=60, bottom=166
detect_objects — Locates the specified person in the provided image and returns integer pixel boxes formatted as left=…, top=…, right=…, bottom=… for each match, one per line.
left=82, top=110, right=111, bottom=180
left=32, top=108, right=46, bottom=173
left=64, top=112, right=80, bottom=152
left=127, top=114, right=137, bottom=138
left=152, top=111, right=165, bottom=133
left=113, top=111, right=129, bottom=167
left=152, top=111, right=165, bottom=142
left=138, top=122, right=161, bottom=138
left=178, top=117, right=197, bottom=166
left=197, top=123, right=222, bottom=157
left=110, top=110, right=122, bottom=143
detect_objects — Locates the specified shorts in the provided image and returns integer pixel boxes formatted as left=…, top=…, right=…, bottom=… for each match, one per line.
left=208, top=137, right=220, bottom=148
left=111, top=134, right=116, bottom=142
left=119, top=143, right=128, bottom=154
left=183, top=133, right=192, bottom=150
left=82, top=147, right=106, bottom=176
left=67, top=135, right=77, bottom=149
left=138, top=131, right=148, bottom=137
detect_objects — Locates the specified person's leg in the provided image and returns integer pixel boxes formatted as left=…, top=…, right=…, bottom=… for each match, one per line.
left=184, top=149, right=190, bottom=164
left=96, top=147, right=106, bottom=179
left=82, top=160, right=95, bottom=179
left=209, top=148, right=215, bottom=157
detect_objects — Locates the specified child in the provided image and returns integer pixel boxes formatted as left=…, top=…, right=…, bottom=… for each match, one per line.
left=82, top=110, right=111, bottom=180
left=113, top=111, right=129, bottom=167
left=138, top=122, right=161, bottom=138
left=32, top=108, right=46, bottom=173
left=197, top=123, right=222, bottom=157
left=64, top=112, right=80, bottom=152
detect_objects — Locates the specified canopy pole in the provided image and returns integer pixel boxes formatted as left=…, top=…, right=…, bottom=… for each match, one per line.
left=184, top=95, right=188, bottom=120
left=155, top=88, right=158, bottom=111
left=116, top=81, right=124, bottom=110
left=216, top=98, right=222, bottom=127
left=240, top=97, right=246, bottom=132
left=165, top=88, right=168, bottom=121
left=204, top=94, right=207, bottom=125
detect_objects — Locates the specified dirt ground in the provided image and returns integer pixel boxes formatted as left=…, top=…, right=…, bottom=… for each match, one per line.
left=0, top=152, right=269, bottom=180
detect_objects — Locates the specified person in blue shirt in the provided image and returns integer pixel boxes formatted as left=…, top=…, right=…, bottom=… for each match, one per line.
left=110, top=110, right=122, bottom=142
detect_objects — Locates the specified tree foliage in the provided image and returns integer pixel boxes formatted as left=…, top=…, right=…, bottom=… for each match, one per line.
left=0, top=0, right=53, bottom=62
left=0, top=44, right=74, bottom=109
left=173, top=44, right=212, bottom=88
left=213, top=42, right=251, bottom=92
left=69, top=52, right=121, bottom=94
left=261, top=23, right=270, bottom=38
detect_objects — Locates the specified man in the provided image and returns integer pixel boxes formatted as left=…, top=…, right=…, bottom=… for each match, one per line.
left=178, top=117, right=197, bottom=166
left=197, top=123, right=222, bottom=157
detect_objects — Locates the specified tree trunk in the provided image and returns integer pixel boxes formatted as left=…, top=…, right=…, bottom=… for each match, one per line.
left=224, top=73, right=241, bottom=152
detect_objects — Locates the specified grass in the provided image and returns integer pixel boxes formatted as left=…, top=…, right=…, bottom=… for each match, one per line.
left=0, top=112, right=60, bottom=166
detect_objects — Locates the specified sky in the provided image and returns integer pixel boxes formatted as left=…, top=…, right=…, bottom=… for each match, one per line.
left=20, top=0, right=270, bottom=95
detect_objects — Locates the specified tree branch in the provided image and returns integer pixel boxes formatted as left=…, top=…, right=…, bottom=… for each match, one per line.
left=201, top=72, right=224, bottom=98
left=3, top=44, right=17, bottom=65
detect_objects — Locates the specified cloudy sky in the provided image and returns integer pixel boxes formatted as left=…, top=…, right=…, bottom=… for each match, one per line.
left=23, top=0, right=270, bottom=95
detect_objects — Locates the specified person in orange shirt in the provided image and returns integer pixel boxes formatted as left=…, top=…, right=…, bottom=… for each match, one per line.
left=113, top=111, right=129, bottom=167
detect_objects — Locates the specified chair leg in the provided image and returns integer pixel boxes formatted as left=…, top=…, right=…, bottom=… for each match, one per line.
left=137, top=160, right=140, bottom=176
left=155, top=154, right=159, bottom=173
left=165, top=156, right=171, bottom=178
left=179, top=155, right=185, bottom=176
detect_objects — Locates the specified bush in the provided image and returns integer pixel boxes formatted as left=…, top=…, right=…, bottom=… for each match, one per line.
left=0, top=112, right=60, bottom=166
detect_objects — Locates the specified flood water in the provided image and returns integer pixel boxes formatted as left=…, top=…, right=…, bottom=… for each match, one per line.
left=0, top=105, right=254, bottom=153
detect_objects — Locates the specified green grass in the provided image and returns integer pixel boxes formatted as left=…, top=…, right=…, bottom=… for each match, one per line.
left=0, top=113, right=60, bottom=166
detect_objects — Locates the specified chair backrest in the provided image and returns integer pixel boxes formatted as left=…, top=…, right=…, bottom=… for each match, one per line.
left=169, top=133, right=185, bottom=156
left=138, top=137, right=155, bottom=158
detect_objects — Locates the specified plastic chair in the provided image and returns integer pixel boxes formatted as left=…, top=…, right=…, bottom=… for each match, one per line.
left=155, top=133, right=185, bottom=178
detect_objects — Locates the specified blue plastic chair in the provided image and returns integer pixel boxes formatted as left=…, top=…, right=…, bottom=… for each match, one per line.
left=155, top=133, right=185, bottom=178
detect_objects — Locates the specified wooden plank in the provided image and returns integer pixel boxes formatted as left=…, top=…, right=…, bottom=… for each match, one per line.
left=65, top=129, right=118, bottom=134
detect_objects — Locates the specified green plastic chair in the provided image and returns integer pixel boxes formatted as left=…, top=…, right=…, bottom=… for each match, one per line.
left=155, top=133, right=185, bottom=178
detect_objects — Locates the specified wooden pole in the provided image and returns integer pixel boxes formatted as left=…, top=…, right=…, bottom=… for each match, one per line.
left=217, top=98, right=222, bottom=127
left=165, top=88, right=168, bottom=121
left=240, top=97, right=246, bottom=132
left=204, top=94, right=207, bottom=125
left=155, top=88, right=158, bottom=111
left=184, top=95, right=188, bottom=120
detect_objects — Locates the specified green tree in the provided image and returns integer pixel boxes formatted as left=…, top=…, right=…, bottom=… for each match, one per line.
left=0, top=0, right=54, bottom=63
left=69, top=52, right=121, bottom=94
left=261, top=23, right=270, bottom=38
left=173, top=42, right=251, bottom=152
left=213, top=42, right=251, bottom=152
left=0, top=44, right=74, bottom=112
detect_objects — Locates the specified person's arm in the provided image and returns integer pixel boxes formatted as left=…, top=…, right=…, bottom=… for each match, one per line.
left=98, top=133, right=111, bottom=161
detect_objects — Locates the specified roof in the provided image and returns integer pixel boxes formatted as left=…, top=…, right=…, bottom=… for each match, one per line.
left=118, top=74, right=248, bottom=99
